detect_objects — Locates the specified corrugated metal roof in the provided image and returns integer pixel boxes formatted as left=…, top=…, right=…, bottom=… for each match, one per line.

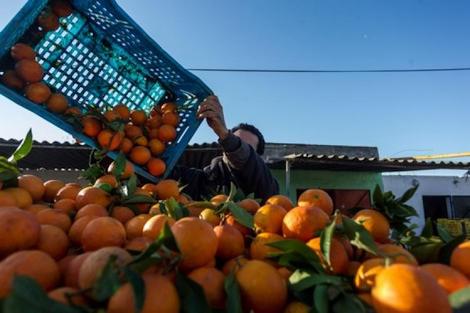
left=275, top=153, right=470, bottom=172
left=1, top=138, right=467, bottom=172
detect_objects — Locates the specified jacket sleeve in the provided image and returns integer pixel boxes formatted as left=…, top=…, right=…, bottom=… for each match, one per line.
left=168, top=161, right=225, bottom=201
left=219, top=133, right=280, bottom=201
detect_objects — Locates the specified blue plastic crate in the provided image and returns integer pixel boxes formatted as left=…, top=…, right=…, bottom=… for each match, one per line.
left=0, top=0, right=212, bottom=182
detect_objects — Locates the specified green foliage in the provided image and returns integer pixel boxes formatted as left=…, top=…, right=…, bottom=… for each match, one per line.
left=289, top=270, right=367, bottom=313
left=128, top=222, right=180, bottom=274
left=225, top=202, right=254, bottom=229
left=401, top=218, right=467, bottom=264
left=373, top=184, right=419, bottom=240
left=91, top=255, right=121, bottom=302
left=267, top=239, right=324, bottom=272
left=161, top=198, right=189, bottom=220
left=8, top=129, right=33, bottom=164
left=123, top=268, right=145, bottom=313
left=111, top=153, right=127, bottom=179
left=341, top=216, right=378, bottom=255
left=175, top=272, right=211, bottom=313
left=224, top=272, right=243, bottom=313
left=0, top=129, right=33, bottom=184
left=450, top=286, right=470, bottom=313
left=1, top=276, right=84, bottom=313
left=320, top=214, right=338, bottom=268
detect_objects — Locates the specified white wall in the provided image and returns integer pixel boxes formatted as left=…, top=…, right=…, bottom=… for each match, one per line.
left=382, top=174, right=470, bottom=230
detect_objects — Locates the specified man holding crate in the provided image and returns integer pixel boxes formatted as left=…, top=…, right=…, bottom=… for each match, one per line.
left=169, top=96, right=279, bottom=202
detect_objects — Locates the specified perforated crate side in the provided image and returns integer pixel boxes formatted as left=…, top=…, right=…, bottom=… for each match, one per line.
left=0, top=0, right=213, bottom=182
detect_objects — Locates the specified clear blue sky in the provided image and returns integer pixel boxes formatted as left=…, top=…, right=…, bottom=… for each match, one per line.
left=1, top=0, right=469, bottom=163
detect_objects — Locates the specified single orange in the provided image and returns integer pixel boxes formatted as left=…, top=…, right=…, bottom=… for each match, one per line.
left=421, top=263, right=470, bottom=294
left=282, top=206, right=329, bottom=241
left=353, top=209, right=390, bottom=243
left=81, top=217, right=126, bottom=251
left=0, top=208, right=40, bottom=256
left=254, top=204, right=287, bottom=233
left=147, top=158, right=166, bottom=176
left=36, top=224, right=70, bottom=260
left=297, top=189, right=333, bottom=216
left=307, top=237, right=349, bottom=274
left=214, top=224, right=245, bottom=260
left=15, top=59, right=44, bottom=83
left=371, top=264, right=451, bottom=313
left=46, top=93, right=69, bottom=113
left=113, top=104, right=130, bottom=121
left=130, top=110, right=147, bottom=126
left=24, top=82, right=51, bottom=103
left=81, top=115, right=102, bottom=138
left=0, top=250, right=60, bottom=298
left=450, top=240, right=470, bottom=279
left=171, top=217, right=218, bottom=271
left=18, top=174, right=45, bottom=202
left=10, top=43, right=36, bottom=61
left=130, top=146, right=151, bottom=165
left=1, top=70, right=25, bottom=90
left=158, top=124, right=177, bottom=143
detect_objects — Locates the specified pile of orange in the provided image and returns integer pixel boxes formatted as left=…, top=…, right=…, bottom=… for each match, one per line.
left=0, top=173, right=469, bottom=312
left=0, top=173, right=187, bottom=310
left=82, top=101, right=179, bottom=177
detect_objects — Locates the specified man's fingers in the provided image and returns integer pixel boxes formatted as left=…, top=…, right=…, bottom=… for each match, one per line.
left=197, top=101, right=222, bottom=115
left=197, top=111, right=219, bottom=120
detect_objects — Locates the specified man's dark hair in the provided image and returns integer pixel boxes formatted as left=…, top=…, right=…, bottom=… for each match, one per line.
left=231, top=123, right=265, bottom=155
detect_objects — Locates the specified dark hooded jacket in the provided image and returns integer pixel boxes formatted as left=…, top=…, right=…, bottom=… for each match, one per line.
left=169, top=132, right=279, bottom=202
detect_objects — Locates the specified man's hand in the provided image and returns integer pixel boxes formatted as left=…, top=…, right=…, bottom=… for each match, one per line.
left=197, top=95, right=229, bottom=140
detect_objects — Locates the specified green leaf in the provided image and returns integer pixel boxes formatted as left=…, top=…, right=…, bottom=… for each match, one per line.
left=187, top=201, right=217, bottom=211
left=112, top=153, right=127, bottom=178
left=332, top=293, right=366, bottom=313
left=123, top=268, right=145, bottom=313
left=436, top=224, right=454, bottom=243
left=449, top=286, right=470, bottom=313
left=289, top=270, right=344, bottom=294
left=127, top=175, right=137, bottom=195
left=2, top=276, right=83, bottom=313
left=96, top=183, right=113, bottom=193
left=227, top=182, right=238, bottom=202
left=80, top=164, right=104, bottom=184
left=402, top=204, right=418, bottom=217
left=128, top=222, right=179, bottom=273
left=439, top=235, right=466, bottom=264
left=226, top=202, right=254, bottom=229
left=158, top=221, right=180, bottom=253
left=267, top=239, right=323, bottom=272
left=420, top=218, right=434, bottom=238
left=372, top=185, right=384, bottom=208
left=159, top=201, right=168, bottom=215
left=0, top=170, right=19, bottom=182
left=342, top=216, right=378, bottom=256
left=320, top=215, right=337, bottom=268
left=0, top=158, right=20, bottom=173
left=224, top=271, right=243, bottom=313
left=8, top=129, right=33, bottom=163
left=92, top=255, right=121, bottom=302
left=123, top=195, right=156, bottom=205
left=164, top=198, right=189, bottom=220
left=397, top=185, right=418, bottom=203
left=408, top=238, right=444, bottom=264
left=175, top=272, right=212, bottom=313
left=313, top=285, right=329, bottom=313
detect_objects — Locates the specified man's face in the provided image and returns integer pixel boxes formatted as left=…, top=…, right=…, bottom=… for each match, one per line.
left=233, top=129, right=259, bottom=152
